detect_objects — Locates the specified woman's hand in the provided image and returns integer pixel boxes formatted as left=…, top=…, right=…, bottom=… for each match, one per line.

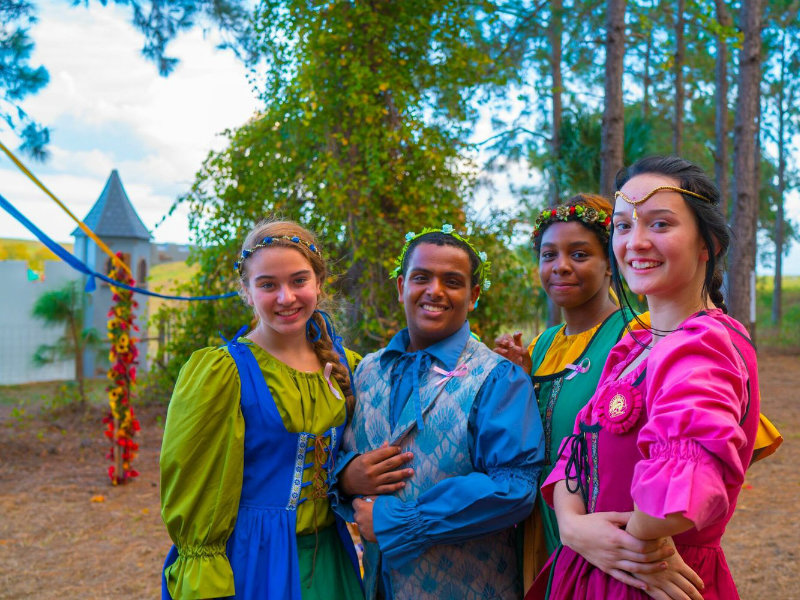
left=635, top=538, right=705, bottom=600
left=559, top=510, right=675, bottom=591
left=339, top=442, right=414, bottom=496
left=493, top=332, right=532, bottom=374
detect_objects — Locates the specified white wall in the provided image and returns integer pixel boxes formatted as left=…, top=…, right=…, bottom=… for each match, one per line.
left=0, top=261, right=80, bottom=385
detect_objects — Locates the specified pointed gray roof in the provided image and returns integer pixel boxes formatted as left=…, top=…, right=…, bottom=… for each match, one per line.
left=72, top=170, right=151, bottom=240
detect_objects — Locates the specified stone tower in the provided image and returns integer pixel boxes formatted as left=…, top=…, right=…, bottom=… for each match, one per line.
left=72, top=170, right=151, bottom=376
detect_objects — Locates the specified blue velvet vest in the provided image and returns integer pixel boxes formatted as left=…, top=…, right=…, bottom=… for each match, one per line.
left=345, top=336, right=521, bottom=600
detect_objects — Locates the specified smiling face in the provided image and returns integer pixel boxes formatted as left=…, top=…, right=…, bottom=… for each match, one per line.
left=539, top=221, right=611, bottom=311
left=242, top=246, right=321, bottom=344
left=397, top=242, right=481, bottom=351
left=612, top=173, right=709, bottom=308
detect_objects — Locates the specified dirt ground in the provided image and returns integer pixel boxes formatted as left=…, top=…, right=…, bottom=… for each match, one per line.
left=0, top=353, right=797, bottom=599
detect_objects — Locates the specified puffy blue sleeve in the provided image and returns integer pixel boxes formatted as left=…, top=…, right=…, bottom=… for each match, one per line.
left=372, top=360, right=544, bottom=568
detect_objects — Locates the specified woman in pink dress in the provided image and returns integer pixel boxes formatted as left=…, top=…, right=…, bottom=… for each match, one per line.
left=530, top=156, right=760, bottom=600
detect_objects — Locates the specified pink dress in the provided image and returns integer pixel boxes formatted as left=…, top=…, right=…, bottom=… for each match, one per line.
left=532, top=309, right=759, bottom=600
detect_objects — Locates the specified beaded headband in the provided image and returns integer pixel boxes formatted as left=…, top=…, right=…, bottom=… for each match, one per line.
left=615, top=185, right=712, bottom=220
left=532, top=205, right=611, bottom=244
left=234, top=235, right=322, bottom=276
left=390, top=224, right=492, bottom=291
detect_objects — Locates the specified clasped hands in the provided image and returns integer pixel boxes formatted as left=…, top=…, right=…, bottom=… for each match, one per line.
left=560, top=510, right=705, bottom=600
left=342, top=442, right=414, bottom=543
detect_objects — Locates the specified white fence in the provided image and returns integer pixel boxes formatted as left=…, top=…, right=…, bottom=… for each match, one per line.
left=0, top=260, right=80, bottom=385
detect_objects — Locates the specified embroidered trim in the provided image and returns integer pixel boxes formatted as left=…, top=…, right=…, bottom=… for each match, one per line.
left=543, top=376, right=564, bottom=465
left=287, top=432, right=310, bottom=510
left=589, top=429, right=600, bottom=513
left=327, top=426, right=337, bottom=472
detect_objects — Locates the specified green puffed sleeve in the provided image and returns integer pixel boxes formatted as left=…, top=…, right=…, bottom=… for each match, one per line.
left=344, top=347, right=362, bottom=373
left=160, top=346, right=244, bottom=599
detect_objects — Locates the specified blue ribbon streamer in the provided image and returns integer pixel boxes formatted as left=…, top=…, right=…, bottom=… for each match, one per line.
left=0, top=192, right=238, bottom=301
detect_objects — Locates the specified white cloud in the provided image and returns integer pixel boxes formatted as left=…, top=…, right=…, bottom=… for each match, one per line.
left=1, top=0, right=258, bottom=243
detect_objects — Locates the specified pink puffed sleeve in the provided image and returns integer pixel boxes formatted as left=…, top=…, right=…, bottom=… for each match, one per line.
left=631, top=315, right=753, bottom=531
left=540, top=335, right=640, bottom=508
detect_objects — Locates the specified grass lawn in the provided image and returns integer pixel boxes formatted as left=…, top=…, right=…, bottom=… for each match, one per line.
left=756, top=275, right=800, bottom=351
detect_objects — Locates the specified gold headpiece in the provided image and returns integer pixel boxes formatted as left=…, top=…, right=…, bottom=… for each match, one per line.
left=614, top=186, right=712, bottom=220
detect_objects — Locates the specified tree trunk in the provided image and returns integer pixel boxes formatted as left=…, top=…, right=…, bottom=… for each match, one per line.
left=729, top=0, right=764, bottom=334
left=600, top=0, right=627, bottom=197
left=643, top=24, right=652, bottom=120
left=714, top=0, right=732, bottom=218
left=68, top=314, right=86, bottom=406
left=772, top=31, right=788, bottom=325
left=549, top=0, right=564, bottom=206
left=673, top=0, right=686, bottom=155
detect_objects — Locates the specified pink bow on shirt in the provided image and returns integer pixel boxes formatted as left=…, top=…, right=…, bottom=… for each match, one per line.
left=564, top=357, right=591, bottom=381
left=323, top=362, right=342, bottom=399
left=433, top=363, right=469, bottom=385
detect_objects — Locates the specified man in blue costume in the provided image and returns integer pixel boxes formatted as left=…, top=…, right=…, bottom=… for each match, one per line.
left=335, top=226, right=545, bottom=600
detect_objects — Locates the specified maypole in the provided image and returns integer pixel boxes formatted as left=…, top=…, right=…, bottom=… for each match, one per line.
left=104, top=254, right=141, bottom=485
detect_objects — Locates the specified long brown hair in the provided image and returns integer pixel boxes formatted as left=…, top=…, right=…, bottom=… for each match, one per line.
left=238, top=219, right=355, bottom=414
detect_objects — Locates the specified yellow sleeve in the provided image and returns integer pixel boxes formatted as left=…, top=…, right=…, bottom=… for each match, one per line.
left=752, top=410, right=783, bottom=464
left=160, top=347, right=245, bottom=599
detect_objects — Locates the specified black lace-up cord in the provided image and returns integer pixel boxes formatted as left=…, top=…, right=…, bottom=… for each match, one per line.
left=561, top=431, right=591, bottom=512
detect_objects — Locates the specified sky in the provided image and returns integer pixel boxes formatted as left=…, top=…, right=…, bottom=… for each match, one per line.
left=0, top=0, right=260, bottom=245
left=1, top=0, right=799, bottom=275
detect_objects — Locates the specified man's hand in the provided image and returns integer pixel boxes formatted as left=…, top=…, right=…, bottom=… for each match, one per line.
left=340, top=442, right=414, bottom=497
left=353, top=496, right=377, bottom=542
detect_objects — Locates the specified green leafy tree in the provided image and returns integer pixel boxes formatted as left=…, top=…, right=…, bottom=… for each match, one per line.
left=31, top=281, right=100, bottom=405
left=152, top=1, right=539, bottom=382
left=0, top=0, right=49, bottom=159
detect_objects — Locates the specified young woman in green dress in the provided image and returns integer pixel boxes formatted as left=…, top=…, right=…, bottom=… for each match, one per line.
left=495, top=194, right=665, bottom=588
left=160, top=220, right=363, bottom=599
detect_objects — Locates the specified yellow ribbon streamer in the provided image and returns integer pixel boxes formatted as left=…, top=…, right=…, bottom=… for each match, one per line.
left=0, top=138, right=132, bottom=275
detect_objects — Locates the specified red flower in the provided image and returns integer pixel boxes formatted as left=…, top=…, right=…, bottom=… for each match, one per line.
left=569, top=206, right=576, bottom=215
left=550, top=209, right=557, bottom=217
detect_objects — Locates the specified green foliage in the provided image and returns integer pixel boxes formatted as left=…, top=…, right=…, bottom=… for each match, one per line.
left=152, top=1, right=540, bottom=383
left=30, top=281, right=99, bottom=405
left=0, top=0, right=49, bottom=158
left=75, top=0, right=254, bottom=76
left=756, top=275, right=800, bottom=350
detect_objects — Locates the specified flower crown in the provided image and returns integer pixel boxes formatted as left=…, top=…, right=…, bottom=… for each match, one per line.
left=234, top=234, right=321, bottom=276
left=532, top=204, right=612, bottom=244
left=390, top=224, right=492, bottom=291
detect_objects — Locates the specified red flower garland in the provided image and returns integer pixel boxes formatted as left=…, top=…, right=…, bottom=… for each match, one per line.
left=105, top=254, right=141, bottom=485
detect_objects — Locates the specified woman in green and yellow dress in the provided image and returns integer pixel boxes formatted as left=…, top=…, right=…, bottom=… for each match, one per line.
left=160, top=220, right=363, bottom=600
